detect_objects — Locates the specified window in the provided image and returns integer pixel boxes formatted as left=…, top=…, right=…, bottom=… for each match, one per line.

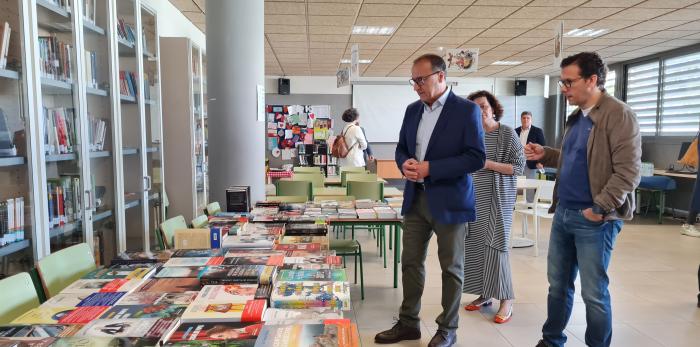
left=660, top=52, right=700, bottom=135
left=626, top=61, right=660, bottom=135
left=565, top=70, right=616, bottom=116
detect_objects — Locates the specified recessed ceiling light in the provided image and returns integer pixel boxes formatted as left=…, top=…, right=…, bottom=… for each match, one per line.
left=565, top=28, right=607, bottom=37
left=492, top=61, right=523, bottom=66
left=352, top=26, right=395, bottom=35
left=341, top=59, right=372, bottom=64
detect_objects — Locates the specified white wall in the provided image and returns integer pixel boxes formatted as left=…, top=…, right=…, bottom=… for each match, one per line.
left=142, top=0, right=205, bottom=49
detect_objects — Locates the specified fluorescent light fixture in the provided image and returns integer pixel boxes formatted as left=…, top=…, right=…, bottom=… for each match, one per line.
left=492, top=61, right=523, bottom=66
left=352, top=26, right=395, bottom=35
left=341, top=59, right=372, bottom=64
left=565, top=28, right=607, bottom=37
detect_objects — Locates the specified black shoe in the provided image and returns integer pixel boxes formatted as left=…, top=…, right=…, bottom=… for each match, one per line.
left=428, top=330, right=456, bottom=347
left=374, top=321, right=421, bottom=344
left=536, top=340, right=549, bottom=347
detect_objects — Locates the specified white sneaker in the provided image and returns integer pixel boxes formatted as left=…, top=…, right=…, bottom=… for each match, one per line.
left=681, top=224, right=700, bottom=237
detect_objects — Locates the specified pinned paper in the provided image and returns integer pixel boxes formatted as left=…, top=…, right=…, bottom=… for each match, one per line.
left=284, top=130, right=293, bottom=139
left=267, top=113, right=275, bottom=122
left=292, top=126, right=301, bottom=134
left=267, top=122, right=277, bottom=129
left=272, top=148, right=281, bottom=158
left=281, top=149, right=292, bottom=160
left=277, top=122, right=285, bottom=129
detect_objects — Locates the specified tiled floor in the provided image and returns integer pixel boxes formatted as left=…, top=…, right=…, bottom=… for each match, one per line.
left=343, top=215, right=700, bottom=347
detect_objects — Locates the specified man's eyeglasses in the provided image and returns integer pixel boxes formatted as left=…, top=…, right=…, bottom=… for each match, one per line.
left=558, top=77, right=584, bottom=89
left=409, top=71, right=441, bottom=86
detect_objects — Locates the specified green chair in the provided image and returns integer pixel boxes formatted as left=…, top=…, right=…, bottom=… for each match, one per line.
left=347, top=181, right=384, bottom=201
left=341, top=172, right=374, bottom=187
left=330, top=239, right=364, bottom=300
left=205, top=202, right=222, bottom=216
left=276, top=180, right=312, bottom=201
left=37, top=243, right=97, bottom=298
left=340, top=166, right=367, bottom=174
left=294, top=166, right=322, bottom=173
left=191, top=214, right=209, bottom=228
left=291, top=173, right=325, bottom=188
left=0, top=272, right=41, bottom=324
left=266, top=195, right=308, bottom=203
left=159, top=215, right=188, bottom=249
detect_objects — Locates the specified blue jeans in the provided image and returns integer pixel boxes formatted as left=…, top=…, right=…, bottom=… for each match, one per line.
left=542, top=206, right=623, bottom=347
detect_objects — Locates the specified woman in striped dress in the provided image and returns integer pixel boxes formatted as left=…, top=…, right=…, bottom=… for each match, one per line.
left=463, top=90, right=525, bottom=324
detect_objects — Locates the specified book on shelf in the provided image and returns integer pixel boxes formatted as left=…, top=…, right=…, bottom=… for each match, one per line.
left=262, top=308, right=343, bottom=326
left=165, top=321, right=262, bottom=344
left=0, top=22, right=11, bottom=69
left=44, top=107, right=77, bottom=155
left=46, top=176, right=80, bottom=228
left=254, top=319, right=359, bottom=347
left=0, top=324, right=82, bottom=338
left=276, top=269, right=347, bottom=282
left=117, top=19, right=136, bottom=45
left=43, top=0, right=70, bottom=11
left=117, top=291, right=199, bottom=306
left=0, top=197, right=25, bottom=247
left=119, top=71, right=138, bottom=98
left=270, top=282, right=351, bottom=310
left=76, top=318, right=177, bottom=339
left=181, top=299, right=267, bottom=323
left=84, top=50, right=98, bottom=89
left=199, top=265, right=276, bottom=286
left=98, top=304, right=187, bottom=320
left=87, top=115, right=107, bottom=152
left=38, top=34, right=72, bottom=82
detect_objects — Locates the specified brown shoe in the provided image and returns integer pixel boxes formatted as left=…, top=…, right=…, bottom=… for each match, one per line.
left=374, top=321, right=421, bottom=344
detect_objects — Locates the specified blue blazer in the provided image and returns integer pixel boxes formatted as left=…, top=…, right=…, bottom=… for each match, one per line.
left=395, top=91, right=486, bottom=225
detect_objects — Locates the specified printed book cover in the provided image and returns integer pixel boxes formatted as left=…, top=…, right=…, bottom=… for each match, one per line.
left=166, top=322, right=262, bottom=342
left=270, top=282, right=351, bottom=310
left=155, top=266, right=206, bottom=278
left=49, top=336, right=161, bottom=347
left=42, top=293, right=91, bottom=308
left=76, top=318, right=177, bottom=339
left=163, top=257, right=222, bottom=268
left=181, top=300, right=267, bottom=323
left=0, top=324, right=82, bottom=338
left=199, top=265, right=276, bottom=285
left=135, top=278, right=202, bottom=293
left=56, top=306, right=109, bottom=324
left=221, top=255, right=284, bottom=267
left=11, top=307, right=77, bottom=325
left=116, top=291, right=199, bottom=306
left=98, top=304, right=188, bottom=320
left=195, top=285, right=260, bottom=302
left=276, top=269, right=347, bottom=282
left=172, top=249, right=223, bottom=258
left=254, top=320, right=358, bottom=347
left=262, top=308, right=343, bottom=326
left=272, top=244, right=320, bottom=252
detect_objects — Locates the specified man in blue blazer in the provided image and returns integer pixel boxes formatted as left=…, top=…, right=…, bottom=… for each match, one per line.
left=374, top=54, right=485, bottom=347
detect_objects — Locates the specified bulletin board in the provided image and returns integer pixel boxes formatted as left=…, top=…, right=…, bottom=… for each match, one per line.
left=266, top=104, right=331, bottom=160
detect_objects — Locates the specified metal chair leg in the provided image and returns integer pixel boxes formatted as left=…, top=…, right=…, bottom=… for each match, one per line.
left=358, top=242, right=364, bottom=300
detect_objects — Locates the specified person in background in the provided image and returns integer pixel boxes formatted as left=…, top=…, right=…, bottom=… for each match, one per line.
left=337, top=108, right=368, bottom=168
left=681, top=131, right=700, bottom=238
left=526, top=52, right=641, bottom=347
left=463, top=90, right=525, bottom=324
left=515, top=111, right=546, bottom=202
left=374, top=54, right=485, bottom=347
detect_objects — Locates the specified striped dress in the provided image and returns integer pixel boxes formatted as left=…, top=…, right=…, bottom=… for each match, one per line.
left=463, top=123, right=525, bottom=300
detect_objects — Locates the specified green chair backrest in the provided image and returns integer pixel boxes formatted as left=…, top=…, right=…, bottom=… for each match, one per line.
left=266, top=195, right=308, bottom=203
left=348, top=181, right=384, bottom=201
left=313, top=195, right=356, bottom=202
left=341, top=166, right=367, bottom=173
left=0, top=272, right=41, bottom=324
left=160, top=215, right=188, bottom=249
left=276, top=180, right=312, bottom=201
left=37, top=243, right=97, bottom=298
left=343, top=172, right=376, bottom=187
left=205, top=202, right=222, bottom=216
left=291, top=173, right=325, bottom=188
left=191, top=214, right=209, bottom=228
left=294, top=166, right=322, bottom=173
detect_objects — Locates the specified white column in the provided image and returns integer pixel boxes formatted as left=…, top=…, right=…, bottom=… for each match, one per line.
left=206, top=0, right=266, bottom=207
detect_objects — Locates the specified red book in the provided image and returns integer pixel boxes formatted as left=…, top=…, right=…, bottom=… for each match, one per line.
left=99, top=279, right=130, bottom=293
left=273, top=243, right=321, bottom=252
left=58, top=306, right=108, bottom=324
left=206, top=256, right=225, bottom=266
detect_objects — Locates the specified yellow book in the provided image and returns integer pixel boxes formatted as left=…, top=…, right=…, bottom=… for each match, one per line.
left=11, top=306, right=76, bottom=324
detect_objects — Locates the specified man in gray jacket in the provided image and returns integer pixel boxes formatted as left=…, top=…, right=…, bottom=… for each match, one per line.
left=526, top=52, right=641, bottom=347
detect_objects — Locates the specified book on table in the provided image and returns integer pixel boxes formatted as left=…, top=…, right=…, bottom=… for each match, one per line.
left=261, top=308, right=343, bottom=325
left=162, top=257, right=223, bottom=267
left=117, top=291, right=199, bottom=306
left=171, top=249, right=223, bottom=258
left=270, top=282, right=351, bottom=310
left=181, top=299, right=267, bottom=323
left=76, top=292, right=127, bottom=307
left=11, top=307, right=76, bottom=325
left=76, top=318, right=177, bottom=339
left=164, top=321, right=262, bottom=343
left=41, top=293, right=91, bottom=308
left=81, top=264, right=157, bottom=280
left=154, top=266, right=207, bottom=278
left=281, top=256, right=343, bottom=270
left=254, top=319, right=359, bottom=347
left=276, top=269, right=347, bottom=282
left=59, top=279, right=142, bottom=295
left=98, top=304, right=188, bottom=320
left=0, top=324, right=82, bottom=338
left=135, top=278, right=202, bottom=293
left=49, top=336, right=161, bottom=347
left=199, top=265, right=277, bottom=286
left=221, top=255, right=284, bottom=267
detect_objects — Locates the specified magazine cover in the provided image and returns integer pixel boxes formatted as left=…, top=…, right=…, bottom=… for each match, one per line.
left=155, top=267, right=206, bottom=278
left=270, top=282, right=350, bottom=310
left=262, top=308, right=343, bottom=326
left=195, top=285, right=260, bottom=302
left=222, top=255, right=284, bottom=267
left=11, top=307, right=76, bottom=325
left=166, top=322, right=262, bottom=342
left=117, top=291, right=199, bottom=306
left=76, top=318, right=177, bottom=339
left=172, top=249, right=223, bottom=258
left=254, top=320, right=358, bottom=347
left=98, top=304, right=188, bottom=320
left=181, top=300, right=267, bottom=323
left=276, top=270, right=346, bottom=282
left=135, top=278, right=202, bottom=293
left=77, top=292, right=127, bottom=307
left=163, top=257, right=222, bottom=267
left=56, top=307, right=109, bottom=324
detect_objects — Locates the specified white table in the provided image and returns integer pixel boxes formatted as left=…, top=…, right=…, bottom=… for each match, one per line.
left=513, top=178, right=549, bottom=248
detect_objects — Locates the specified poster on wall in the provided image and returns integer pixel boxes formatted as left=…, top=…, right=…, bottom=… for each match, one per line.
left=442, top=48, right=479, bottom=73
left=553, top=20, right=564, bottom=69
left=337, top=67, right=350, bottom=88
left=350, top=44, right=359, bottom=81
left=266, top=105, right=331, bottom=160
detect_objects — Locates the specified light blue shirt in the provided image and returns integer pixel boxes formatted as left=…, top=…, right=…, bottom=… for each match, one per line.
left=416, top=88, right=450, bottom=162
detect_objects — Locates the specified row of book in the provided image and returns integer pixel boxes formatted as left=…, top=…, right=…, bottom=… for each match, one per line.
left=0, top=197, right=25, bottom=247
left=0, top=22, right=11, bottom=70
left=44, top=107, right=78, bottom=155
left=116, top=18, right=136, bottom=46
left=47, top=176, right=81, bottom=228
left=249, top=200, right=401, bottom=221
left=119, top=71, right=152, bottom=100
left=84, top=50, right=98, bottom=89
left=88, top=116, right=107, bottom=152
left=38, top=34, right=72, bottom=82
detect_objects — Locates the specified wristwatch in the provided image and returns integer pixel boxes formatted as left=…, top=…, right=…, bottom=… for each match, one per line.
left=591, top=204, right=610, bottom=217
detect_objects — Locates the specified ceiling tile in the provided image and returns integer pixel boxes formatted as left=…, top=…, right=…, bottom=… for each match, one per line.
left=434, top=28, right=473, bottom=37
left=518, top=29, right=556, bottom=38
left=388, top=36, right=429, bottom=44
left=507, top=36, right=549, bottom=45
left=364, top=0, right=418, bottom=3
left=606, top=8, right=674, bottom=21
left=169, top=0, right=199, bottom=12
left=402, top=16, right=453, bottom=27
left=383, top=43, right=423, bottom=50
left=394, top=27, right=442, bottom=36
left=265, top=14, right=306, bottom=23
left=410, top=4, right=467, bottom=17
left=582, top=19, right=639, bottom=31
left=308, top=26, right=351, bottom=35
left=601, top=30, right=655, bottom=39
left=354, top=16, right=405, bottom=27
left=467, top=36, right=510, bottom=44
left=184, top=12, right=204, bottom=23
left=420, top=0, right=477, bottom=4
left=270, top=41, right=309, bottom=48
left=349, top=35, right=390, bottom=43
left=558, top=7, right=624, bottom=20
left=473, top=0, right=529, bottom=5
left=310, top=34, right=349, bottom=42
left=508, top=6, right=570, bottom=19
left=360, top=4, right=415, bottom=17
left=310, top=41, right=346, bottom=49
left=460, top=6, right=520, bottom=18
left=428, top=36, right=472, bottom=45
left=449, top=17, right=500, bottom=29
left=653, top=9, right=700, bottom=21
left=528, top=0, right=586, bottom=6
left=308, top=16, right=355, bottom=26
left=266, top=25, right=306, bottom=34
left=624, top=20, right=687, bottom=31
left=643, top=30, right=696, bottom=39
left=635, top=0, right=699, bottom=8
left=274, top=47, right=309, bottom=54
left=347, top=42, right=386, bottom=50
left=492, top=18, right=548, bottom=29
left=264, top=2, right=306, bottom=15
left=308, top=3, right=361, bottom=16
left=267, top=33, right=307, bottom=42
left=673, top=21, right=700, bottom=31
left=479, top=28, right=528, bottom=38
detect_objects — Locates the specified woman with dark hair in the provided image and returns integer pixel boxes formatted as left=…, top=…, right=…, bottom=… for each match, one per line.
left=463, top=90, right=525, bottom=324
left=338, top=108, right=368, bottom=168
